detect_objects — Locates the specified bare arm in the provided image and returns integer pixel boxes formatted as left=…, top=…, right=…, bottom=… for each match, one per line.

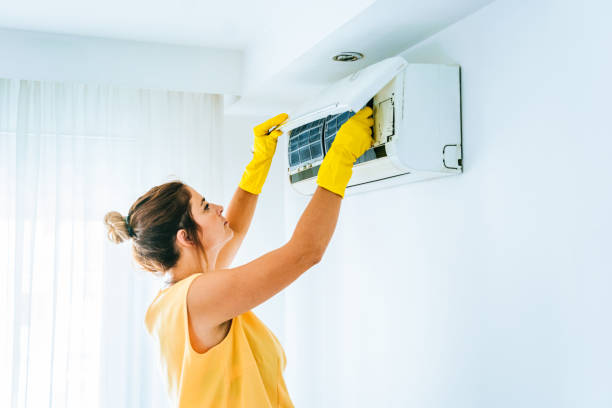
left=188, top=186, right=341, bottom=328
left=288, top=186, right=341, bottom=259
left=215, top=187, right=258, bottom=269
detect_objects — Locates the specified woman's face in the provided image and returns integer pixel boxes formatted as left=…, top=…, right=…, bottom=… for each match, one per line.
left=186, top=185, right=233, bottom=252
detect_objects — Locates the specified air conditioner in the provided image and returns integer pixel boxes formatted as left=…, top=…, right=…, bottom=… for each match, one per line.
left=278, top=56, right=463, bottom=196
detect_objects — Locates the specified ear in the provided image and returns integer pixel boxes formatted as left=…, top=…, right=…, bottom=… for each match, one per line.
left=175, top=229, right=195, bottom=249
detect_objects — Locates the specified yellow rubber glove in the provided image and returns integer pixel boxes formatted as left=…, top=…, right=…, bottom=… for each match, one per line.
left=316, top=106, right=374, bottom=198
left=239, top=113, right=289, bottom=194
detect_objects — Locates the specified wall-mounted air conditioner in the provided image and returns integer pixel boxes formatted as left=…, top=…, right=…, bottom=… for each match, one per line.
left=278, top=56, right=463, bottom=196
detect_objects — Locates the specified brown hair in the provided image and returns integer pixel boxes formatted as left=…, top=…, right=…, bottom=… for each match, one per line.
left=103, top=180, right=207, bottom=277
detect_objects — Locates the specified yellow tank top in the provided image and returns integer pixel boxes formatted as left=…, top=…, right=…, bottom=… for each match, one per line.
left=144, top=273, right=294, bottom=408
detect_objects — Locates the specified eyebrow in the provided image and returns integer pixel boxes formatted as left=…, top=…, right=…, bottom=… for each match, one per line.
left=200, top=197, right=206, bottom=207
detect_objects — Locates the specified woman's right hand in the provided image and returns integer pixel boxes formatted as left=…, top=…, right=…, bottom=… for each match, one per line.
left=329, top=106, right=374, bottom=162
left=316, top=106, right=374, bottom=198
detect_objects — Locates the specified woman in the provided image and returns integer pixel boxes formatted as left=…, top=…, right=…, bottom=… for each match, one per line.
left=103, top=106, right=374, bottom=407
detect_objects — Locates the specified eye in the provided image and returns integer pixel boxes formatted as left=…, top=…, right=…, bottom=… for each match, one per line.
left=204, top=203, right=210, bottom=211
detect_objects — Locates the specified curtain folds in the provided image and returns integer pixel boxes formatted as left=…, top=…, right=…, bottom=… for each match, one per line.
left=0, top=78, right=224, bottom=408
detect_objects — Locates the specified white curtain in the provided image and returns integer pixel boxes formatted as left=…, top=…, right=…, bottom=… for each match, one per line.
left=0, top=78, right=224, bottom=408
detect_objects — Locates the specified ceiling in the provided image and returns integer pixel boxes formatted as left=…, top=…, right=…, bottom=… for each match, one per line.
left=0, top=0, right=495, bottom=116
left=0, top=0, right=373, bottom=49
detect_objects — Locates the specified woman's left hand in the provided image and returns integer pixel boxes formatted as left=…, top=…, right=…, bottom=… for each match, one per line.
left=239, top=113, right=289, bottom=195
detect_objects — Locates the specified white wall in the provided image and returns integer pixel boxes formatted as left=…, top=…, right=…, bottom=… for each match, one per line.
left=281, top=0, right=612, bottom=407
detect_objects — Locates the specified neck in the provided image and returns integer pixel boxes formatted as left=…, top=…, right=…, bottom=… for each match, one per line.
left=167, top=248, right=218, bottom=285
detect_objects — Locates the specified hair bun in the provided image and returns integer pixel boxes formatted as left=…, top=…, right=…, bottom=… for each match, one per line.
left=103, top=211, right=131, bottom=244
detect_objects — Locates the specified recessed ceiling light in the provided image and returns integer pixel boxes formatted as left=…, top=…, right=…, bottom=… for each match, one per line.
left=332, top=52, right=364, bottom=62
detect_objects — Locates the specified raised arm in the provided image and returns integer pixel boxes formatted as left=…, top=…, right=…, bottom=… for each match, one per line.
left=188, top=107, right=374, bottom=328
left=214, top=113, right=289, bottom=269
left=188, top=186, right=341, bottom=328
left=215, top=187, right=258, bottom=269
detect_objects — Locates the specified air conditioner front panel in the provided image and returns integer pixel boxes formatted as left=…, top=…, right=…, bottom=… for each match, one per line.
left=279, top=56, right=407, bottom=133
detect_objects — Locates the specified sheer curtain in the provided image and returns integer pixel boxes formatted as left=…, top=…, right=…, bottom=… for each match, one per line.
left=0, top=78, right=224, bottom=407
